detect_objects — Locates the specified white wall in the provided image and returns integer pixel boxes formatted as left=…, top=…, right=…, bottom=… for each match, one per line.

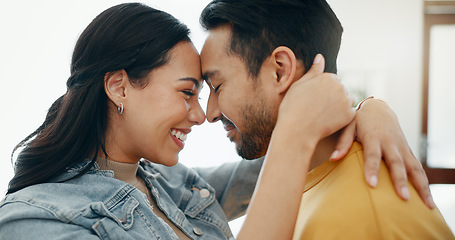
left=330, top=0, right=424, bottom=157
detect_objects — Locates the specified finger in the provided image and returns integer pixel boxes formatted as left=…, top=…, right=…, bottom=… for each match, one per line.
left=404, top=150, right=435, bottom=208
left=300, top=54, right=325, bottom=82
left=362, top=138, right=382, bottom=188
left=384, top=149, right=411, bottom=201
left=348, top=95, right=356, bottom=110
left=330, top=121, right=356, bottom=161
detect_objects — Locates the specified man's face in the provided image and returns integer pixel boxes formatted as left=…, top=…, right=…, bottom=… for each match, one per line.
left=200, top=25, right=277, bottom=160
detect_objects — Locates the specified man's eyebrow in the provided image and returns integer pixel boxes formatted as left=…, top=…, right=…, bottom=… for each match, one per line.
left=202, top=70, right=220, bottom=89
left=179, top=77, right=202, bottom=89
left=201, top=70, right=220, bottom=82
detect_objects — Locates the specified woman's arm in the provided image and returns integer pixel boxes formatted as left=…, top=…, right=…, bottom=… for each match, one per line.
left=237, top=55, right=356, bottom=239
left=0, top=202, right=100, bottom=240
left=331, top=98, right=434, bottom=208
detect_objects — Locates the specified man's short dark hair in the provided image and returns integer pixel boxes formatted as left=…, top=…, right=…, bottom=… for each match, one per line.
left=200, top=0, right=343, bottom=77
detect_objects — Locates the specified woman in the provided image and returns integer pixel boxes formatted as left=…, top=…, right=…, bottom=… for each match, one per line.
left=0, top=3, right=429, bottom=239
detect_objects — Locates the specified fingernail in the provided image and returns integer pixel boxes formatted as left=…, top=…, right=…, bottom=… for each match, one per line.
left=369, top=176, right=378, bottom=188
left=401, top=187, right=410, bottom=200
left=314, top=54, right=322, bottom=64
left=427, top=196, right=436, bottom=209
left=330, top=150, right=339, bottom=160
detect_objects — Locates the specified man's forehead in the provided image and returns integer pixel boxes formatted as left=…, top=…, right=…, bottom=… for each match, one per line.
left=200, top=29, right=229, bottom=85
left=201, top=26, right=231, bottom=57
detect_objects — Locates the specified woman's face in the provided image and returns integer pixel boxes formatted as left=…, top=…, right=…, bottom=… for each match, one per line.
left=120, top=41, right=205, bottom=166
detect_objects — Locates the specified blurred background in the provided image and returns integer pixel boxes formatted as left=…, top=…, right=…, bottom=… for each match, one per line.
left=0, top=0, right=453, bottom=236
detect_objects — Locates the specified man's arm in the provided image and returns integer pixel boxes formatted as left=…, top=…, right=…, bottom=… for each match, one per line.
left=194, top=157, right=264, bottom=220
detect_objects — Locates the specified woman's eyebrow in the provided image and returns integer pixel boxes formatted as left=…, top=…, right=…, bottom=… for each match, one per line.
left=179, top=77, right=202, bottom=89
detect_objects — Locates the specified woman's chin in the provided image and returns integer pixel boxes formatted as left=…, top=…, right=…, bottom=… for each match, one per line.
left=160, top=155, right=180, bottom=167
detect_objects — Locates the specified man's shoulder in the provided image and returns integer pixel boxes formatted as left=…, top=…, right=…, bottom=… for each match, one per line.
left=298, top=141, right=454, bottom=239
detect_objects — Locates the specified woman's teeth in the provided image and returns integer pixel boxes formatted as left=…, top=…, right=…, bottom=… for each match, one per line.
left=170, top=129, right=187, bottom=141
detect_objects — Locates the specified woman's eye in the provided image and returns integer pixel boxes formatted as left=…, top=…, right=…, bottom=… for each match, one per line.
left=182, top=91, right=195, bottom=98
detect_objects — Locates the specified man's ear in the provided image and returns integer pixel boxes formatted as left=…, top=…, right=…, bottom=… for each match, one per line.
left=104, top=70, right=128, bottom=106
left=270, top=46, right=298, bottom=94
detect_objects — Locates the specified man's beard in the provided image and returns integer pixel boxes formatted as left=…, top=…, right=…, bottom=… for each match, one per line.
left=236, top=102, right=276, bottom=160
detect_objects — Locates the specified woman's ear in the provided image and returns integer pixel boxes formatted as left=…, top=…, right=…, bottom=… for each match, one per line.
left=104, top=70, right=128, bottom=106
left=271, top=46, right=298, bottom=94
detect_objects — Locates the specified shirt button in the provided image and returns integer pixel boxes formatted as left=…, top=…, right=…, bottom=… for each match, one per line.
left=199, top=188, right=210, bottom=198
left=193, top=227, right=203, bottom=236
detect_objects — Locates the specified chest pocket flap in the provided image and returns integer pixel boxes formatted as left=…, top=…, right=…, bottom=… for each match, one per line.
left=183, top=184, right=216, bottom=218
left=85, top=195, right=139, bottom=230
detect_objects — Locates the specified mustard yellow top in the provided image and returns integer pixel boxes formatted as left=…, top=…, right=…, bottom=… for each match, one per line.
left=293, top=142, right=454, bottom=240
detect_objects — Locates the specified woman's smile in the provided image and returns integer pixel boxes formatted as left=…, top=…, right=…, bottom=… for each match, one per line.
left=170, top=128, right=190, bottom=149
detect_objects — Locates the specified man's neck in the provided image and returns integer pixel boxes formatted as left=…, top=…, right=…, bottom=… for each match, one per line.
left=308, top=131, right=341, bottom=171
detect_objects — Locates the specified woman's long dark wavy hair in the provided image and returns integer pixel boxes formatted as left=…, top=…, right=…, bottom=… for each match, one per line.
left=7, top=3, right=190, bottom=194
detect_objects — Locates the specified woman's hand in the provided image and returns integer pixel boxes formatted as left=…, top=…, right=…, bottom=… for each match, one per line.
left=238, top=55, right=355, bottom=240
left=277, top=54, right=356, bottom=142
left=331, top=98, right=435, bottom=209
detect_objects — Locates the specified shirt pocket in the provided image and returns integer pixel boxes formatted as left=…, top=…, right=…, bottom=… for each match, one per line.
left=183, top=184, right=216, bottom=218
left=182, top=183, right=233, bottom=238
left=80, top=196, right=139, bottom=239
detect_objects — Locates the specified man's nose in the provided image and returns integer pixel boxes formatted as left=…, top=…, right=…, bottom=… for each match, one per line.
left=206, top=92, right=221, bottom=123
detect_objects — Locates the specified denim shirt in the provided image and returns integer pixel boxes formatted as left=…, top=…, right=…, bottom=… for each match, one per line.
left=0, top=157, right=264, bottom=240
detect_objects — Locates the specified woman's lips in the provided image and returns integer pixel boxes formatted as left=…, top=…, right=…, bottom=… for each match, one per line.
left=169, top=128, right=190, bottom=149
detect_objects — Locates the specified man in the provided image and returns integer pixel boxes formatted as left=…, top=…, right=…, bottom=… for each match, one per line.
left=197, top=0, right=437, bottom=208
left=198, top=0, right=454, bottom=238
